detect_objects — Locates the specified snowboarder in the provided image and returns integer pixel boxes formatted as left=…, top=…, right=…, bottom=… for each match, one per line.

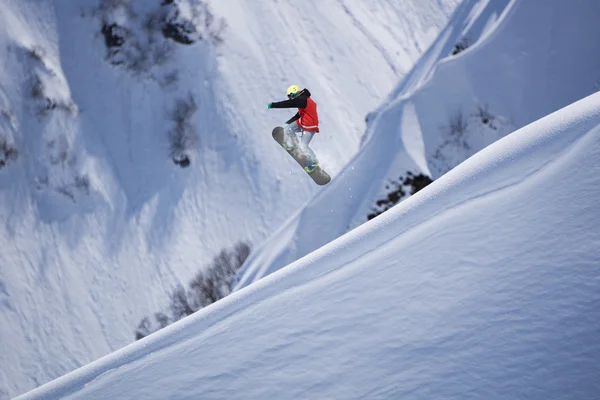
left=268, top=85, right=320, bottom=172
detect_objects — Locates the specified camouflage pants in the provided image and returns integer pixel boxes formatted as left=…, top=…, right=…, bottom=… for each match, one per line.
left=284, top=124, right=318, bottom=165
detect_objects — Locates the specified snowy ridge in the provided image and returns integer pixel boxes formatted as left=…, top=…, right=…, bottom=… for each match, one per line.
left=0, top=0, right=459, bottom=397
left=18, top=89, right=600, bottom=400
left=235, top=0, right=600, bottom=289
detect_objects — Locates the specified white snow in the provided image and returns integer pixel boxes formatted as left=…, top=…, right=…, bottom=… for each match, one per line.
left=4, top=0, right=600, bottom=398
left=236, top=0, right=600, bottom=290
left=17, top=89, right=600, bottom=400
left=0, top=0, right=458, bottom=397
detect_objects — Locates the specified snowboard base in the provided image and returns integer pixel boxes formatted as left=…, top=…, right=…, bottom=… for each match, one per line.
left=272, top=126, right=331, bottom=185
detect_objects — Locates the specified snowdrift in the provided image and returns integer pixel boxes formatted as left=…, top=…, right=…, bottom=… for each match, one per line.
left=18, top=90, right=600, bottom=399
left=235, top=0, right=600, bottom=289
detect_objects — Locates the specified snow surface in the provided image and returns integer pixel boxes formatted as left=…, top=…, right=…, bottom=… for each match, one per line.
left=0, top=0, right=458, bottom=397
left=236, top=0, right=600, bottom=290
left=18, top=89, right=600, bottom=400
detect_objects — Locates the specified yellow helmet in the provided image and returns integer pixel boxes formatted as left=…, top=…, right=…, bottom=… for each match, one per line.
left=287, top=84, right=301, bottom=98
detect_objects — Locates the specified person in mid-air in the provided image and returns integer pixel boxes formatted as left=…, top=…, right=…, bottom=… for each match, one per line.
left=268, top=85, right=319, bottom=172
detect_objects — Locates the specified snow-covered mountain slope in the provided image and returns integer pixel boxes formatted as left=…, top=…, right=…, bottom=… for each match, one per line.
left=0, top=0, right=459, bottom=397
left=18, top=90, right=600, bottom=400
left=236, top=0, right=600, bottom=289
left=210, top=0, right=459, bottom=171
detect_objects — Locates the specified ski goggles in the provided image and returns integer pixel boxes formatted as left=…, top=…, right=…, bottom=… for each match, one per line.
left=287, top=92, right=299, bottom=99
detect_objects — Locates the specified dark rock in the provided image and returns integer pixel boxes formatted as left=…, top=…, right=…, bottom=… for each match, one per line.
left=101, top=23, right=127, bottom=48
left=162, top=20, right=197, bottom=45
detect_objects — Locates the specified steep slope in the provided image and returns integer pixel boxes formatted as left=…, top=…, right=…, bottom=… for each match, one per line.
left=0, top=0, right=458, bottom=398
left=18, top=90, right=600, bottom=400
left=210, top=0, right=459, bottom=172
left=236, top=0, right=600, bottom=289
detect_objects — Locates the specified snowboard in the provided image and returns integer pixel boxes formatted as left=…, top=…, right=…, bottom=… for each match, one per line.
left=272, top=126, right=331, bottom=185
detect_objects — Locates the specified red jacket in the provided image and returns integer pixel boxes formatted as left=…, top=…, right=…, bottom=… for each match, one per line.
left=297, top=97, right=319, bottom=132
left=270, top=89, right=319, bottom=132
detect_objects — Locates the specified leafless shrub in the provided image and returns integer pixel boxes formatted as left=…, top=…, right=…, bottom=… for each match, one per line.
left=97, top=0, right=225, bottom=77
left=157, top=0, right=226, bottom=46
left=451, top=38, right=469, bottom=55
left=28, top=46, right=45, bottom=62
left=35, top=175, right=49, bottom=190
left=448, top=110, right=468, bottom=137
left=58, top=100, right=78, bottom=115
left=208, top=17, right=226, bottom=46
left=134, top=241, right=252, bottom=340
left=0, top=137, right=18, bottom=169
left=48, top=138, right=70, bottom=166
left=55, top=186, right=76, bottom=202
left=52, top=176, right=91, bottom=203
left=74, top=175, right=91, bottom=194
left=30, top=75, right=77, bottom=116
left=154, top=312, right=170, bottom=329
left=162, top=18, right=196, bottom=45
left=232, top=242, right=251, bottom=268
left=31, top=75, right=45, bottom=100
left=169, top=284, right=195, bottom=320
left=367, top=172, right=432, bottom=220
left=474, top=104, right=497, bottom=130
left=135, top=316, right=152, bottom=340
left=430, top=110, right=472, bottom=174
left=188, top=245, right=249, bottom=309
left=200, top=3, right=226, bottom=45
left=101, top=23, right=128, bottom=49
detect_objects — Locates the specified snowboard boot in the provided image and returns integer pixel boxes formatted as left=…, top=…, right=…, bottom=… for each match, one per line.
left=304, top=162, right=319, bottom=174
left=282, top=141, right=296, bottom=151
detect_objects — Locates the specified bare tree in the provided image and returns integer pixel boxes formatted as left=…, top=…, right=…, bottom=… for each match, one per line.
left=233, top=242, right=251, bottom=268
left=169, top=284, right=195, bottom=321
left=135, top=316, right=153, bottom=340
left=155, top=312, right=171, bottom=329
left=135, top=241, right=252, bottom=340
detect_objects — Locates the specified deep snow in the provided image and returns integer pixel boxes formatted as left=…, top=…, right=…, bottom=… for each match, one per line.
left=235, top=0, right=600, bottom=291
left=0, top=0, right=458, bottom=397
left=18, top=88, right=600, bottom=400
